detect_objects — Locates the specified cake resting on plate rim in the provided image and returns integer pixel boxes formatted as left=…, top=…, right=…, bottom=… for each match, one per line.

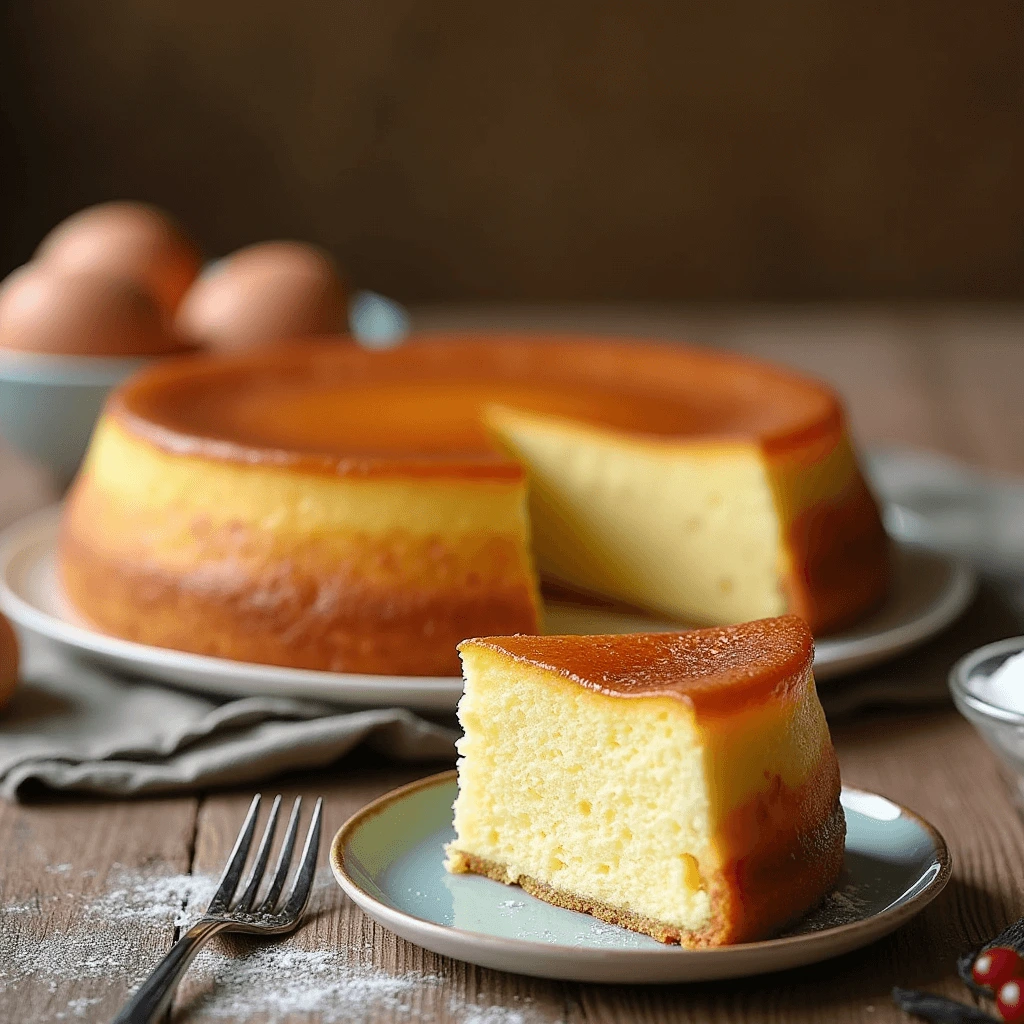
left=57, top=334, right=890, bottom=676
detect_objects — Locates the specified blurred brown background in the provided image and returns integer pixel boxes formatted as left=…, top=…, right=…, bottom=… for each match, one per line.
left=1, top=2, right=1021, bottom=302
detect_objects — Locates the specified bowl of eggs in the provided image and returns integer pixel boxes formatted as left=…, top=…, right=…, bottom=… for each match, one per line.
left=0, top=202, right=355, bottom=488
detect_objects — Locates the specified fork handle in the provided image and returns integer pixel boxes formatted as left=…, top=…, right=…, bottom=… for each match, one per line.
left=111, top=918, right=230, bottom=1024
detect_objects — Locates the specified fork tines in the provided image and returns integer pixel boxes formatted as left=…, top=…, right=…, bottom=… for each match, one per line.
left=207, top=794, right=323, bottom=921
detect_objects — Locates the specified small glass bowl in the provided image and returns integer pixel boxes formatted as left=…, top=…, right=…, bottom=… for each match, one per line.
left=950, top=636, right=1024, bottom=810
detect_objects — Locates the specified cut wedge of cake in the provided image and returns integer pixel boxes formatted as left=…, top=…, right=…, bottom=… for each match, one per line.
left=446, top=616, right=845, bottom=946
left=484, top=397, right=887, bottom=635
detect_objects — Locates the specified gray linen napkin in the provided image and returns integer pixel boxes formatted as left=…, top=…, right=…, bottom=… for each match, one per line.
left=0, top=637, right=457, bottom=800
left=866, top=447, right=1024, bottom=585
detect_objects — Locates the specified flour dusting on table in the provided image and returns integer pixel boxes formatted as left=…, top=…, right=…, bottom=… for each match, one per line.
left=56, top=996, right=103, bottom=1020
left=458, top=1006, right=531, bottom=1024
left=2, top=864, right=554, bottom=1022
left=185, top=945, right=434, bottom=1021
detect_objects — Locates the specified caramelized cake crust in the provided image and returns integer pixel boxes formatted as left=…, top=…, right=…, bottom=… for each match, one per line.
left=466, top=615, right=814, bottom=712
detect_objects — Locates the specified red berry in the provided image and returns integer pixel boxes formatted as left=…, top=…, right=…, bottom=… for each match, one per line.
left=998, top=978, right=1024, bottom=1022
left=974, top=947, right=1024, bottom=990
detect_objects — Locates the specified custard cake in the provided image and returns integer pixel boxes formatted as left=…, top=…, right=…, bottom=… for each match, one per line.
left=59, top=335, right=888, bottom=675
left=447, top=616, right=845, bottom=946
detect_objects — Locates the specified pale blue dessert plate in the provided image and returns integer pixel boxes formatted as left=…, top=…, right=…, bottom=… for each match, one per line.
left=331, top=771, right=950, bottom=983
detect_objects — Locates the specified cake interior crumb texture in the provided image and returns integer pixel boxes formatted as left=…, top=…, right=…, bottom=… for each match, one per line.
left=446, top=622, right=845, bottom=947
left=486, top=404, right=785, bottom=626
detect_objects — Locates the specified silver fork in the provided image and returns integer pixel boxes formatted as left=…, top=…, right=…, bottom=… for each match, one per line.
left=112, top=794, right=323, bottom=1024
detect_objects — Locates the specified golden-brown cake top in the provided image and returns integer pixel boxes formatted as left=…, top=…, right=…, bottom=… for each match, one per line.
left=459, top=615, right=814, bottom=716
left=108, top=334, right=845, bottom=480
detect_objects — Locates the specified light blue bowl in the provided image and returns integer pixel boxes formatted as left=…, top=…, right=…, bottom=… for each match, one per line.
left=0, top=352, right=153, bottom=489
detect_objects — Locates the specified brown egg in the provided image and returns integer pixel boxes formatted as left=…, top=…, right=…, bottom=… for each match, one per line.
left=35, top=201, right=202, bottom=315
left=0, top=612, right=18, bottom=712
left=0, top=264, right=186, bottom=356
left=175, top=241, right=347, bottom=352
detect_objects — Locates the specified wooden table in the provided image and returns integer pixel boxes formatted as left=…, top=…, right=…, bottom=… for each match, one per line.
left=3, top=305, right=1024, bottom=1023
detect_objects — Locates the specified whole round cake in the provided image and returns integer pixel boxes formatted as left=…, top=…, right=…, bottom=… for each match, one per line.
left=58, top=334, right=890, bottom=675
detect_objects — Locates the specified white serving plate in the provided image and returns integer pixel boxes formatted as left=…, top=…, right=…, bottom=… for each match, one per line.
left=331, top=772, right=951, bottom=983
left=0, top=506, right=975, bottom=711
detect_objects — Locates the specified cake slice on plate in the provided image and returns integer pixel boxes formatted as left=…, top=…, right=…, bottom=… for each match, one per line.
left=446, top=616, right=844, bottom=946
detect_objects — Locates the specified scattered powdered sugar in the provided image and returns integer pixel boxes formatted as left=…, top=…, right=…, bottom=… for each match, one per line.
left=55, top=995, right=103, bottom=1020
left=90, top=870, right=219, bottom=929
left=178, top=946, right=556, bottom=1023
left=458, top=1006, right=529, bottom=1024
left=1, top=865, right=556, bottom=1023
left=2, top=865, right=217, bottom=924
left=571, top=920, right=644, bottom=947
left=2, top=896, right=42, bottom=916
left=182, top=944, right=437, bottom=1021
left=0, top=867, right=217, bottom=993
left=453, top=993, right=550, bottom=1024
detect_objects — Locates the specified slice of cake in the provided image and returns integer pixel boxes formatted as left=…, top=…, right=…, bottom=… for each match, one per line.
left=446, top=616, right=844, bottom=946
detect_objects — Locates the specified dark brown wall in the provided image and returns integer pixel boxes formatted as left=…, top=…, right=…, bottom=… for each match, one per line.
left=1, top=2, right=1021, bottom=301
